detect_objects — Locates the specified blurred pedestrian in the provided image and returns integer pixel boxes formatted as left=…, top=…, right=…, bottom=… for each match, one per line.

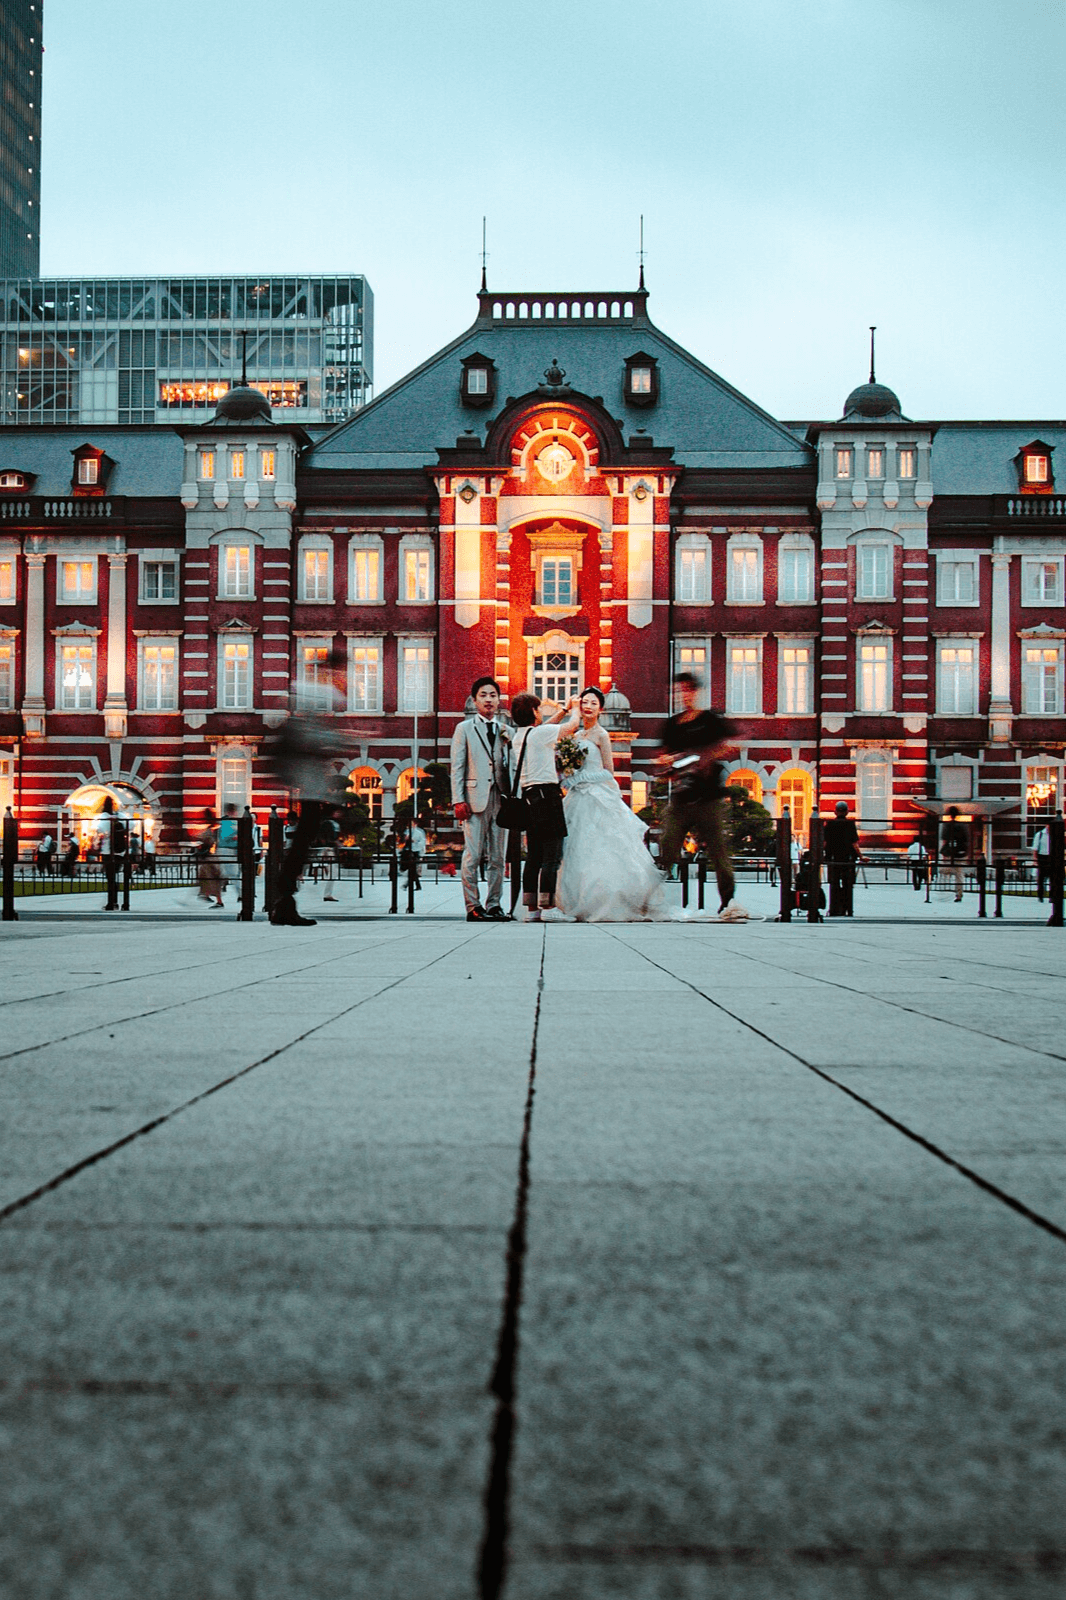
left=195, top=809, right=225, bottom=908
left=35, top=833, right=56, bottom=875
left=96, top=798, right=123, bottom=911
left=825, top=801, right=861, bottom=916
left=940, top=807, right=968, bottom=902
left=267, top=648, right=349, bottom=926
left=1032, top=823, right=1051, bottom=902
left=907, top=836, right=928, bottom=891
left=656, top=671, right=741, bottom=916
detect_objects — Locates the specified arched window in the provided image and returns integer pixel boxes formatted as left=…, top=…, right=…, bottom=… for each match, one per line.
left=349, top=766, right=383, bottom=821
left=776, top=769, right=813, bottom=842
left=397, top=767, right=429, bottom=805
left=727, top=768, right=763, bottom=804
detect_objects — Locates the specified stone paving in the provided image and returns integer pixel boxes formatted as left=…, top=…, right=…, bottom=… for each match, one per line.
left=1, top=889, right=1065, bottom=1599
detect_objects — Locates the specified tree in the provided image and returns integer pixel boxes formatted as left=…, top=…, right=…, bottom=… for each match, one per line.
left=727, top=785, right=776, bottom=855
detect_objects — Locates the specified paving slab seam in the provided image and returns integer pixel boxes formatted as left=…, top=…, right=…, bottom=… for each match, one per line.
left=0, top=927, right=433, bottom=1068
left=534, top=1545, right=1066, bottom=1573
left=600, top=927, right=1066, bottom=1248
left=0, top=929, right=481, bottom=1227
left=478, top=926, right=546, bottom=1600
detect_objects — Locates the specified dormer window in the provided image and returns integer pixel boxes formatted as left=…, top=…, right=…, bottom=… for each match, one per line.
left=0, top=471, right=28, bottom=491
left=77, top=458, right=98, bottom=486
left=70, top=444, right=110, bottom=497
left=460, top=353, right=496, bottom=409
left=624, top=351, right=659, bottom=408
left=1016, top=439, right=1055, bottom=494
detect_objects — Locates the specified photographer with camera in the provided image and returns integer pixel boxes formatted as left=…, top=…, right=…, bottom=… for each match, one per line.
left=657, top=671, right=740, bottom=917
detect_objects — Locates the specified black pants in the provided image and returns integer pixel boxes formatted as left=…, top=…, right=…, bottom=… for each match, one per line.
left=1037, top=857, right=1051, bottom=901
left=827, top=859, right=854, bottom=916
left=102, top=855, right=119, bottom=910
left=276, top=801, right=327, bottom=907
left=522, top=785, right=566, bottom=906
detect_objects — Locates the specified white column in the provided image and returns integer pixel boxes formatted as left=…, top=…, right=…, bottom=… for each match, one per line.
left=454, top=490, right=481, bottom=629
left=104, top=550, right=128, bottom=740
left=626, top=488, right=653, bottom=628
left=989, top=550, right=1013, bottom=742
left=21, top=548, right=46, bottom=736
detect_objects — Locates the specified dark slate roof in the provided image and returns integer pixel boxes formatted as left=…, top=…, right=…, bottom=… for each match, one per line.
left=0, top=426, right=185, bottom=496
left=307, top=289, right=812, bottom=472
left=931, top=424, right=1066, bottom=495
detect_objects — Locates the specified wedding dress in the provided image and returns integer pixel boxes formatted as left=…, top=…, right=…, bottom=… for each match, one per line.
left=556, top=735, right=669, bottom=922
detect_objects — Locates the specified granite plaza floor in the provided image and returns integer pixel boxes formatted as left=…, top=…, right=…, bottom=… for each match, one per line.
left=1, top=884, right=1065, bottom=1599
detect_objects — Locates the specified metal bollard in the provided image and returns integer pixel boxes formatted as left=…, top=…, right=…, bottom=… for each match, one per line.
left=697, top=857, right=706, bottom=912
left=358, top=853, right=363, bottom=899
left=121, top=849, right=132, bottom=912
left=994, top=858, right=1005, bottom=918
left=265, top=807, right=283, bottom=918
left=389, top=838, right=399, bottom=914
left=777, top=813, right=792, bottom=923
left=406, top=852, right=416, bottom=914
left=1048, top=814, right=1064, bottom=927
left=807, top=812, right=824, bottom=924
left=2, top=807, right=18, bottom=922
left=238, top=810, right=255, bottom=922
left=680, top=856, right=689, bottom=909
left=976, top=856, right=987, bottom=919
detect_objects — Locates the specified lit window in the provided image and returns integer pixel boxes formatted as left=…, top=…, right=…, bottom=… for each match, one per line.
left=140, top=641, right=178, bottom=711
left=77, top=458, right=98, bottom=486
left=859, top=641, right=891, bottom=712
left=533, top=649, right=581, bottom=704
left=0, top=561, right=13, bottom=602
left=630, top=366, right=652, bottom=394
left=673, top=644, right=707, bottom=701
left=857, top=544, right=891, bottom=600
left=260, top=449, right=276, bottom=480
left=297, top=641, right=332, bottom=711
left=400, top=642, right=433, bottom=712
left=221, top=545, right=252, bottom=598
left=301, top=548, right=331, bottom=603
left=60, top=559, right=96, bottom=603
left=350, top=540, right=382, bottom=603
left=898, top=447, right=916, bottom=479
left=1026, top=764, right=1059, bottom=820
left=199, top=450, right=215, bottom=481
left=1022, top=558, right=1062, bottom=606
left=630, top=779, right=649, bottom=813
left=230, top=451, right=245, bottom=480
left=0, top=472, right=26, bottom=489
left=349, top=642, right=382, bottom=713
left=403, top=547, right=433, bottom=604
left=677, top=544, right=709, bottom=603
left=835, top=448, right=852, bottom=479
left=540, top=556, right=573, bottom=607
left=467, top=367, right=488, bottom=395
left=1023, top=645, right=1062, bottom=714
left=0, top=642, right=12, bottom=708
left=867, top=447, right=884, bottom=479
left=728, top=545, right=761, bottom=603
left=938, top=560, right=977, bottom=605
left=726, top=641, right=761, bottom=714
left=779, top=544, right=813, bottom=603
left=159, top=381, right=230, bottom=409
left=780, top=644, right=813, bottom=714
left=937, top=643, right=976, bottom=715
left=1025, top=453, right=1049, bottom=484
left=220, top=639, right=252, bottom=709
left=218, top=751, right=251, bottom=812
left=142, top=560, right=177, bottom=602
left=857, top=753, right=891, bottom=831
left=60, top=643, right=94, bottom=710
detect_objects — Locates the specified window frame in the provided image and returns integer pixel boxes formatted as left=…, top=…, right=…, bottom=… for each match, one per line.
left=0, top=556, right=15, bottom=605
left=1022, top=642, right=1064, bottom=715
left=778, top=638, right=814, bottom=715
left=56, top=637, right=97, bottom=712
left=218, top=542, right=254, bottom=600
left=725, top=636, right=763, bottom=716
left=936, top=555, right=979, bottom=608
left=897, top=446, right=917, bottom=480
left=672, top=639, right=710, bottom=708
left=295, top=637, right=334, bottom=712
left=866, top=446, right=885, bottom=480
left=229, top=449, right=245, bottom=481
left=835, top=447, right=853, bottom=480
left=1021, top=556, right=1064, bottom=608
left=855, top=541, right=893, bottom=601
left=856, top=751, right=892, bottom=832
left=139, top=553, right=179, bottom=605
left=348, top=636, right=383, bottom=714
left=399, top=537, right=435, bottom=606
left=777, top=537, right=815, bottom=605
left=215, top=746, right=252, bottom=814
left=936, top=639, right=978, bottom=716
left=298, top=538, right=334, bottom=604
left=58, top=556, right=98, bottom=606
left=217, top=634, right=254, bottom=711
left=198, top=449, right=215, bottom=481
left=398, top=637, right=434, bottom=714
left=137, top=635, right=180, bottom=712
left=858, top=636, right=893, bottom=713
left=0, top=636, right=15, bottom=708
left=726, top=537, right=763, bottom=605
left=260, top=448, right=276, bottom=481
left=348, top=535, right=384, bottom=605
left=675, top=535, right=711, bottom=604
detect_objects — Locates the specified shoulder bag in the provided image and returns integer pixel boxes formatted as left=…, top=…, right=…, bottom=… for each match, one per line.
left=496, top=730, right=530, bottom=831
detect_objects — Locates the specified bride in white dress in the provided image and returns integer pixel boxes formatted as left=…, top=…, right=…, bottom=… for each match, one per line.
left=555, top=687, right=668, bottom=922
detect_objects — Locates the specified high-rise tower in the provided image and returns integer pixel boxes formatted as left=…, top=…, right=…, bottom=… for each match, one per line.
left=0, top=0, right=43, bottom=278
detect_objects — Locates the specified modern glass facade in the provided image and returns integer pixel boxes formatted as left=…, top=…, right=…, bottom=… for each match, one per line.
left=0, top=274, right=373, bottom=425
left=0, top=0, right=42, bottom=279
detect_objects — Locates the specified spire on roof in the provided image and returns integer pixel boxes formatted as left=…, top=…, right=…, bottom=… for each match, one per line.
left=869, top=325, right=876, bottom=384
left=480, top=217, right=488, bottom=293
left=638, top=214, right=646, bottom=291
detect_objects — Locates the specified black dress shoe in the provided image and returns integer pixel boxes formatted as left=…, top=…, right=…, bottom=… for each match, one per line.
left=483, top=906, right=508, bottom=920
left=270, top=896, right=317, bottom=926
left=466, top=906, right=488, bottom=921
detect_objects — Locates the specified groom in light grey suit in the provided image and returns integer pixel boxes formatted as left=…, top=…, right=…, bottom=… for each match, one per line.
left=450, top=676, right=512, bottom=921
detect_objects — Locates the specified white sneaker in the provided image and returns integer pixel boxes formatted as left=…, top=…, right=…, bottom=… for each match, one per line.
left=718, top=901, right=752, bottom=922
left=539, top=908, right=571, bottom=922
left=525, top=909, right=541, bottom=922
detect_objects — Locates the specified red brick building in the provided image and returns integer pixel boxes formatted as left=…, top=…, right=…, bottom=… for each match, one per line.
left=1, top=283, right=1064, bottom=855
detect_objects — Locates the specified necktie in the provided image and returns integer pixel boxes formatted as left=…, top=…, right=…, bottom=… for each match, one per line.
left=486, top=722, right=496, bottom=748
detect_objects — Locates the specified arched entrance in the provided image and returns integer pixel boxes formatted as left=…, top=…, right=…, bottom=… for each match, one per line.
left=727, top=768, right=763, bottom=804
left=348, top=766, right=383, bottom=821
left=775, top=769, right=813, bottom=843
left=63, top=782, right=157, bottom=854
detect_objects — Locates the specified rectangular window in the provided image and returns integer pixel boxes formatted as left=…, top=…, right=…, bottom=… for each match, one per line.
left=467, top=367, right=488, bottom=395
left=400, top=642, right=432, bottom=713
left=859, top=641, right=891, bottom=712
left=630, top=366, right=652, bottom=394
left=937, top=559, right=977, bottom=605
left=60, top=559, right=96, bottom=604
left=1022, top=559, right=1062, bottom=606
left=0, top=642, right=12, bottom=708
left=540, top=556, right=573, bottom=607
left=77, top=458, right=98, bottom=486
left=0, top=560, right=13, bottom=602
left=219, top=754, right=251, bottom=812
left=835, top=447, right=852, bottom=479
left=727, top=642, right=761, bottom=715
left=220, top=639, right=252, bottom=709
left=677, top=545, right=709, bottom=602
left=301, top=548, right=331, bottom=602
left=350, top=542, right=382, bottom=603
left=141, top=641, right=178, bottom=711
left=867, top=447, right=884, bottom=479
left=199, top=450, right=215, bottom=480
left=141, top=559, right=177, bottom=602
left=403, top=547, right=432, bottom=604
left=857, top=755, right=891, bottom=831
left=260, top=449, right=276, bottom=480
left=1023, top=645, right=1062, bottom=714
left=673, top=644, right=707, bottom=706
left=780, top=644, right=813, bottom=714
left=937, top=643, right=976, bottom=715
left=857, top=544, right=891, bottom=599
left=229, top=450, right=245, bottom=481
left=349, top=642, right=382, bottom=713
left=940, top=766, right=973, bottom=801
left=1026, top=454, right=1049, bottom=484
left=221, top=545, right=252, bottom=598
left=898, top=447, right=916, bottom=479
left=60, top=643, right=94, bottom=710
left=728, top=546, right=760, bottom=602
left=297, top=642, right=331, bottom=711
left=779, top=545, right=813, bottom=603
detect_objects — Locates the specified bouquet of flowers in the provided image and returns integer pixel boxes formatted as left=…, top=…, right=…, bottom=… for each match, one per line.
left=556, top=735, right=586, bottom=778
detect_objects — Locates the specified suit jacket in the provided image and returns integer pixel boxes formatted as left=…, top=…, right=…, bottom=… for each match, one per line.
left=450, top=717, right=512, bottom=814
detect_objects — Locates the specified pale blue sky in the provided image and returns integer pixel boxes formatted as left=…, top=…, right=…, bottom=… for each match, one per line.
left=40, top=0, right=1066, bottom=419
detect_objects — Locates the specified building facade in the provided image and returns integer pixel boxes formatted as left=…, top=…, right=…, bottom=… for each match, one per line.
left=0, top=275, right=372, bottom=427
left=0, top=282, right=1063, bottom=855
left=0, top=0, right=42, bottom=280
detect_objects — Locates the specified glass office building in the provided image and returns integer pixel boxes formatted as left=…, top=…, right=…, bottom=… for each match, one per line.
left=0, top=274, right=372, bottom=425
left=0, top=1, right=43, bottom=279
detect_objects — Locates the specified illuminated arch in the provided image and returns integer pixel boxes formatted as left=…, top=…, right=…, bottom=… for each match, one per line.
left=774, top=768, right=814, bottom=841
left=726, top=767, right=763, bottom=804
